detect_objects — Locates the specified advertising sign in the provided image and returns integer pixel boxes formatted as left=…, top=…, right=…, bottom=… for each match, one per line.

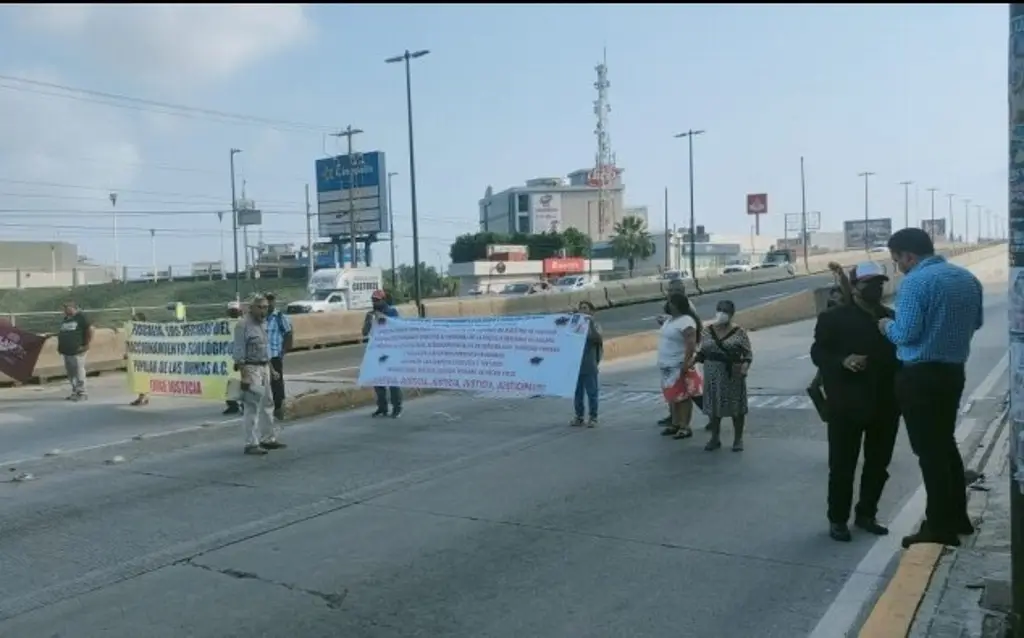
left=746, top=193, right=768, bottom=216
left=843, top=218, right=893, bottom=250
left=543, top=257, right=585, bottom=275
left=315, top=151, right=389, bottom=238
left=532, top=193, right=562, bottom=233
left=0, top=324, right=45, bottom=383
left=358, top=314, right=589, bottom=398
left=126, top=320, right=239, bottom=400
left=921, top=218, right=947, bottom=239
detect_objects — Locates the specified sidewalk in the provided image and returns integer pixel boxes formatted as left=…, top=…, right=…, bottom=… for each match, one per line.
left=909, top=415, right=1013, bottom=638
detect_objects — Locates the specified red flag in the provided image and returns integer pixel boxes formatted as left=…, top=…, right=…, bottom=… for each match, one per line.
left=0, top=323, right=46, bottom=383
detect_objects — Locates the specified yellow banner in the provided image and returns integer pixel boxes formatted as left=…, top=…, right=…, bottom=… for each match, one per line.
left=126, top=320, right=239, bottom=400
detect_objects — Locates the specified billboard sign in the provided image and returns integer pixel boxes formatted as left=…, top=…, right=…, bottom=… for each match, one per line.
left=746, top=193, right=768, bottom=216
left=784, top=212, right=821, bottom=233
left=532, top=193, right=562, bottom=233
left=843, top=218, right=893, bottom=250
left=921, top=218, right=947, bottom=239
left=315, top=151, right=389, bottom=238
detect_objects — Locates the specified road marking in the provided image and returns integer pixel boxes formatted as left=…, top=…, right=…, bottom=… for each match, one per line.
left=291, top=366, right=359, bottom=378
left=807, top=354, right=1010, bottom=638
left=760, top=292, right=788, bottom=301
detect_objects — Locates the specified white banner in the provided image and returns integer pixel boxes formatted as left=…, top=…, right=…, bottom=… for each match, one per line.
left=357, top=314, right=590, bottom=398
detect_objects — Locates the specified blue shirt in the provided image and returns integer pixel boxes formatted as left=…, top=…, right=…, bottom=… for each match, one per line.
left=266, top=310, right=293, bottom=358
left=883, top=255, right=983, bottom=365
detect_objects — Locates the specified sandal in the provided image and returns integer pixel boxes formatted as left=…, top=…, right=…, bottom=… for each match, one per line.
left=660, top=427, right=679, bottom=436
left=130, top=397, right=149, bottom=406
left=672, top=428, right=693, bottom=440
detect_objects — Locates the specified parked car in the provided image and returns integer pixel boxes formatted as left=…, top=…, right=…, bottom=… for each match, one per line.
left=553, top=275, right=596, bottom=293
left=721, top=263, right=752, bottom=275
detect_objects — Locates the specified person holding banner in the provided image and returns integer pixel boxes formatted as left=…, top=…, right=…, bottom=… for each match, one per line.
left=570, top=300, right=603, bottom=428
left=223, top=301, right=244, bottom=416
left=658, top=291, right=703, bottom=440
left=233, top=295, right=286, bottom=455
left=363, top=290, right=402, bottom=418
left=128, top=311, right=150, bottom=406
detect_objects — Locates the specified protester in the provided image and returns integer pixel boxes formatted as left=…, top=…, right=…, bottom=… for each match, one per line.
left=57, top=300, right=93, bottom=402
left=128, top=311, right=149, bottom=406
left=880, top=228, right=984, bottom=548
left=811, top=261, right=901, bottom=542
left=223, top=301, right=245, bottom=416
left=265, top=293, right=293, bottom=421
left=657, top=278, right=695, bottom=427
left=363, top=290, right=402, bottom=418
left=658, top=291, right=702, bottom=440
left=570, top=300, right=603, bottom=428
left=698, top=300, right=752, bottom=452
left=807, top=262, right=854, bottom=421
left=233, top=295, right=285, bottom=455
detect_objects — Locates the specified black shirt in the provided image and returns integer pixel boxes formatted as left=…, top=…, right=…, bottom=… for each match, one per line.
left=57, top=312, right=91, bottom=356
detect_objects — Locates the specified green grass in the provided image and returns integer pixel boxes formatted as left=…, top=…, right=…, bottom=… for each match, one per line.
left=0, top=278, right=310, bottom=334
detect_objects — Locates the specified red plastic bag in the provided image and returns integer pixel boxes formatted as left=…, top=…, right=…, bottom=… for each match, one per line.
left=660, top=367, right=703, bottom=403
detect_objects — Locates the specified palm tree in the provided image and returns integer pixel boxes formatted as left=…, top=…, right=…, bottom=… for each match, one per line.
left=611, top=216, right=655, bottom=276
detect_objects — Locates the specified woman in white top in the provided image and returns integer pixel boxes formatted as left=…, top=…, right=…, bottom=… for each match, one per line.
left=658, top=291, right=703, bottom=439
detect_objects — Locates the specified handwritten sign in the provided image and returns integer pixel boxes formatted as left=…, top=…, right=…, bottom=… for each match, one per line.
left=126, top=320, right=239, bottom=400
left=357, top=314, right=589, bottom=398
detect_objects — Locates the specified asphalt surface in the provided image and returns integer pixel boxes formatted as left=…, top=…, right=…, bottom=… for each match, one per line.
left=280, top=272, right=836, bottom=379
left=0, top=287, right=1008, bottom=638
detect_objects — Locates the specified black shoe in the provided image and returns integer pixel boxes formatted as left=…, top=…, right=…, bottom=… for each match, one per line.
left=244, top=445, right=268, bottom=456
left=854, top=517, right=889, bottom=536
left=223, top=406, right=241, bottom=416
left=901, top=527, right=960, bottom=549
left=391, top=408, right=403, bottom=419
left=371, top=408, right=388, bottom=418
left=260, top=440, right=288, bottom=450
left=658, top=416, right=672, bottom=426
left=956, top=519, right=976, bottom=535
left=829, top=523, right=852, bottom=542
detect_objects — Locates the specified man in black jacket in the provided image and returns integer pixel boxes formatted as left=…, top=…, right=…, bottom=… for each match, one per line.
left=810, top=262, right=900, bottom=542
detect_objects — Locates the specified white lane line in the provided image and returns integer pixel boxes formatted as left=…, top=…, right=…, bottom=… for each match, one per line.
left=291, top=366, right=359, bottom=378
left=807, top=355, right=1010, bottom=638
left=760, top=292, right=788, bottom=301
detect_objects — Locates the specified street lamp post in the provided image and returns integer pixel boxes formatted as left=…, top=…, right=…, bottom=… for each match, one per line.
left=900, top=180, right=913, bottom=228
left=386, top=48, right=430, bottom=316
left=946, top=193, right=956, bottom=243
left=387, top=171, right=399, bottom=290
left=149, top=229, right=157, bottom=284
left=858, top=171, right=875, bottom=251
left=674, top=129, right=705, bottom=281
left=926, top=188, right=939, bottom=242
left=109, top=192, right=119, bottom=281
left=229, top=148, right=242, bottom=300
left=976, top=205, right=984, bottom=243
left=963, top=198, right=972, bottom=244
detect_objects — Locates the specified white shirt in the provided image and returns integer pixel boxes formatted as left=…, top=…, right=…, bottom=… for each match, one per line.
left=657, top=315, right=696, bottom=368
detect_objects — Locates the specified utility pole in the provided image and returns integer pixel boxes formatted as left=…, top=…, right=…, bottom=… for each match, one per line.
left=387, top=171, right=399, bottom=290
left=858, top=171, right=875, bottom=251
left=386, top=48, right=430, bottom=316
left=945, top=193, right=956, bottom=243
left=229, top=148, right=241, bottom=301
left=900, top=180, right=913, bottom=229
left=927, top=188, right=939, bottom=242
left=675, top=129, right=705, bottom=281
left=800, top=156, right=809, bottom=272
left=964, top=198, right=972, bottom=244
left=663, top=187, right=670, bottom=270
left=976, top=205, right=984, bottom=243
left=304, top=184, right=313, bottom=284
left=330, top=126, right=364, bottom=268
left=109, top=192, right=119, bottom=281
left=149, top=229, right=157, bottom=284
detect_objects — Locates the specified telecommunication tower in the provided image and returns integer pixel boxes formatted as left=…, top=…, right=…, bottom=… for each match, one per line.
left=590, top=48, right=617, bottom=236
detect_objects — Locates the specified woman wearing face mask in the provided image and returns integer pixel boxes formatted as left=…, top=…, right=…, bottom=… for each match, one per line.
left=698, top=300, right=753, bottom=451
left=658, top=291, right=703, bottom=440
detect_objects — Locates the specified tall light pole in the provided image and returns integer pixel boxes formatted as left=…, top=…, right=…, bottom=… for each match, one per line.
left=899, top=180, right=913, bottom=228
left=945, top=193, right=956, bottom=243
left=858, top=171, right=875, bottom=251
left=149, top=229, right=157, bottom=284
left=386, top=48, right=430, bottom=316
left=229, top=148, right=242, bottom=300
left=675, top=129, right=705, bottom=280
left=387, top=171, right=399, bottom=289
left=330, top=126, right=364, bottom=268
left=109, top=192, right=119, bottom=281
left=976, top=205, right=984, bottom=243
left=800, top=156, right=809, bottom=272
left=663, top=187, right=670, bottom=270
left=963, top=198, right=972, bottom=244
left=926, top=188, right=939, bottom=242
left=304, top=184, right=314, bottom=284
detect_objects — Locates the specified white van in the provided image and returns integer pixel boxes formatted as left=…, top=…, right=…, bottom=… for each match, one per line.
left=286, top=267, right=383, bottom=314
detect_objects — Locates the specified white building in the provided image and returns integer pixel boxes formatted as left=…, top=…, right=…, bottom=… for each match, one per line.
left=448, top=257, right=615, bottom=294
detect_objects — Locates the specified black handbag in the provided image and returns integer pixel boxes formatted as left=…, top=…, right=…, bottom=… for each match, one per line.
left=806, top=372, right=829, bottom=422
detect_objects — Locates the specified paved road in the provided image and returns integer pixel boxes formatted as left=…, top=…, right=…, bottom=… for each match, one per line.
left=0, top=288, right=1007, bottom=637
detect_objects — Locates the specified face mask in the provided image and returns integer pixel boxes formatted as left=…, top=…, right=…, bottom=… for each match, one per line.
left=714, top=312, right=731, bottom=325
left=859, top=283, right=884, bottom=303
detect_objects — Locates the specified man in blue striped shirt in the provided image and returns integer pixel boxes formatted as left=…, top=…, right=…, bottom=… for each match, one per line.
left=878, top=228, right=983, bottom=548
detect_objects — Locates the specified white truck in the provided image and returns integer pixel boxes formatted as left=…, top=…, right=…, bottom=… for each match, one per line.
left=285, top=267, right=383, bottom=314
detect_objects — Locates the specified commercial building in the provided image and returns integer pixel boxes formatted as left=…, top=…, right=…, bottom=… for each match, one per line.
left=478, top=170, right=638, bottom=242
left=448, top=256, right=615, bottom=295
left=0, top=241, right=114, bottom=290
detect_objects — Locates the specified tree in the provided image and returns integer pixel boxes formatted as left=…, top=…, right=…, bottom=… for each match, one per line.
left=611, top=216, right=655, bottom=276
left=561, top=227, right=591, bottom=257
left=383, top=262, right=453, bottom=303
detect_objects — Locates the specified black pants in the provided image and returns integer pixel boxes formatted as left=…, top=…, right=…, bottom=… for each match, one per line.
left=897, top=362, right=968, bottom=535
left=375, top=387, right=402, bottom=412
left=270, top=357, right=285, bottom=412
left=827, top=406, right=900, bottom=524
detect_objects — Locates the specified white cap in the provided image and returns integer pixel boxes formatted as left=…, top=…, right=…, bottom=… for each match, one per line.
left=227, top=301, right=241, bottom=310
left=853, top=261, right=888, bottom=282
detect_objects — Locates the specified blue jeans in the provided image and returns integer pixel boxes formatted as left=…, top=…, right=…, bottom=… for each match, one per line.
left=574, top=372, right=599, bottom=418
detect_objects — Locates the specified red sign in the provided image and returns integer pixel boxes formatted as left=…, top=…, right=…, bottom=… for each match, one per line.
left=543, top=257, right=585, bottom=275
left=0, top=323, right=46, bottom=383
left=747, top=193, right=768, bottom=216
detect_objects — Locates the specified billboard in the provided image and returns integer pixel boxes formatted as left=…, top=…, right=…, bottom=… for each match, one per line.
left=747, top=193, right=768, bottom=216
left=921, top=218, right=947, bottom=239
left=532, top=193, right=562, bottom=233
left=843, top=218, right=893, bottom=250
left=315, top=151, right=389, bottom=238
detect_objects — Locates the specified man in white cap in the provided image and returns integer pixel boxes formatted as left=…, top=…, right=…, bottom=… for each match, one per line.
left=810, top=261, right=900, bottom=542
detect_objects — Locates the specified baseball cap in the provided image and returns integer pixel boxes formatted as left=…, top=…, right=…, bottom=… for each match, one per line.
left=852, top=261, right=888, bottom=282
left=371, top=290, right=387, bottom=301
left=227, top=301, right=241, bottom=310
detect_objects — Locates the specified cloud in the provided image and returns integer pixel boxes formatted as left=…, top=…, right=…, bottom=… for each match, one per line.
left=16, top=4, right=312, bottom=89
left=0, top=68, right=141, bottom=196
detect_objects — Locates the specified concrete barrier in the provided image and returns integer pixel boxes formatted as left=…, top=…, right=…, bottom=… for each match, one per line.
left=0, top=244, right=1001, bottom=387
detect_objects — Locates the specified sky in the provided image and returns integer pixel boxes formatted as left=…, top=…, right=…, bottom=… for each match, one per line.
left=0, top=3, right=1010, bottom=278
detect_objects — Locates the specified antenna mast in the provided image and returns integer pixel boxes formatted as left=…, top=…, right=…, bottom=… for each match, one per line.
left=592, top=47, right=616, bottom=237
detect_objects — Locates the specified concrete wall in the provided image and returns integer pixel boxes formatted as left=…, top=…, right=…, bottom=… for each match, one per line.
left=0, top=241, right=78, bottom=271
left=0, top=266, right=114, bottom=290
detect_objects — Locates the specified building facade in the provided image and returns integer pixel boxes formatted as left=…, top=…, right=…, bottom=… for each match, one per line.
left=0, top=241, right=78, bottom=271
left=478, top=169, right=634, bottom=242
